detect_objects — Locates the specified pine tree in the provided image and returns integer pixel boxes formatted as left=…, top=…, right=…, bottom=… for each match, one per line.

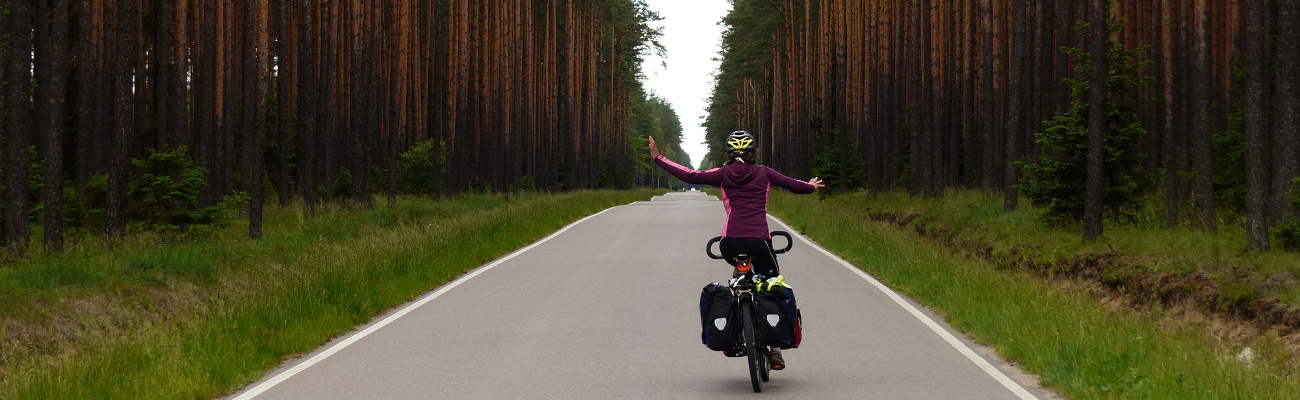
left=40, top=0, right=71, bottom=251
left=1272, top=0, right=1298, bottom=223
left=106, top=0, right=139, bottom=240
left=1244, top=0, right=1271, bottom=251
left=1084, top=0, right=1108, bottom=241
left=5, top=0, right=35, bottom=253
left=1018, top=16, right=1152, bottom=226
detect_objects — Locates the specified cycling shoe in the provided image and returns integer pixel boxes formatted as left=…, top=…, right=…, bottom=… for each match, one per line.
left=769, top=350, right=786, bottom=370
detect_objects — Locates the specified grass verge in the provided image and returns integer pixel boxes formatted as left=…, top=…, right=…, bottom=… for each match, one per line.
left=848, top=191, right=1300, bottom=332
left=862, top=191, right=1298, bottom=297
left=1, top=190, right=657, bottom=399
left=770, top=191, right=1300, bottom=399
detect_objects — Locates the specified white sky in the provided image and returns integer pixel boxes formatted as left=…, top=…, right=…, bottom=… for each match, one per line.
left=640, top=0, right=731, bottom=170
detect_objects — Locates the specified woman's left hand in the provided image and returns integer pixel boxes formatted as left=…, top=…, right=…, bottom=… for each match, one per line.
left=809, top=177, right=826, bottom=190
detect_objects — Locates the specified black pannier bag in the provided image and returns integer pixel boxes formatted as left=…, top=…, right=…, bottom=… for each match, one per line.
left=699, top=282, right=741, bottom=351
left=755, top=284, right=801, bottom=349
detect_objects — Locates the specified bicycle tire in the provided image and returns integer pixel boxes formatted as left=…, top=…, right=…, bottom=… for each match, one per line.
left=741, top=301, right=763, bottom=393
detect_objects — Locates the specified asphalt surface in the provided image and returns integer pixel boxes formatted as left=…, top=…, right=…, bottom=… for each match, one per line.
left=231, top=191, right=1055, bottom=399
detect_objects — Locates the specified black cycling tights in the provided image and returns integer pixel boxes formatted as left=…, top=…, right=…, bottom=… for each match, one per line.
left=719, top=237, right=780, bottom=277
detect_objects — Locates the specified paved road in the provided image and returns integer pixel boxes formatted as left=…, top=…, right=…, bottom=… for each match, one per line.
left=231, top=192, right=1054, bottom=399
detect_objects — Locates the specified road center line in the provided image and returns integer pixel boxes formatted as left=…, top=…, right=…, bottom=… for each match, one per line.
left=769, top=215, right=1039, bottom=400
left=231, top=205, right=623, bottom=400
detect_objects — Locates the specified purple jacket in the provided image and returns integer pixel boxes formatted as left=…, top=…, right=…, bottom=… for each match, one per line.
left=654, top=155, right=815, bottom=239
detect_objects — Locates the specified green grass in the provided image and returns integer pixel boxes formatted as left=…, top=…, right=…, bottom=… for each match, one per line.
left=0, top=190, right=658, bottom=399
left=770, top=191, right=1300, bottom=399
left=843, top=190, right=1300, bottom=307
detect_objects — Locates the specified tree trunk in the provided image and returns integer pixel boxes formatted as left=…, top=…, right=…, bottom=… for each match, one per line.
left=172, top=0, right=189, bottom=150
left=1272, top=0, right=1299, bottom=222
left=0, top=1, right=7, bottom=245
left=1084, top=0, right=1107, bottom=241
left=274, top=0, right=292, bottom=208
left=155, top=0, right=174, bottom=148
left=5, top=0, right=34, bottom=253
left=1244, top=0, right=1271, bottom=251
left=1004, top=0, right=1024, bottom=211
left=75, top=0, right=100, bottom=187
left=909, top=0, right=926, bottom=196
left=298, top=0, right=317, bottom=217
left=1191, top=0, right=1217, bottom=230
left=243, top=0, right=268, bottom=238
left=41, top=0, right=71, bottom=252
left=218, top=1, right=240, bottom=201
left=107, top=0, right=139, bottom=240
left=1160, top=0, right=1180, bottom=227
left=198, top=0, right=217, bottom=206
left=980, top=0, right=996, bottom=190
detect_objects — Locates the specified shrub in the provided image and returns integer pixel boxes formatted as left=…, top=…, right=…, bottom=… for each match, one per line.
left=126, top=147, right=226, bottom=231
left=1279, top=178, right=1300, bottom=251
left=64, top=173, right=109, bottom=230
left=1017, top=18, right=1153, bottom=225
left=811, top=127, right=866, bottom=198
left=218, top=191, right=250, bottom=213
left=12, top=146, right=45, bottom=223
left=1279, top=219, right=1300, bottom=251
left=324, top=170, right=353, bottom=200
left=396, top=139, right=447, bottom=195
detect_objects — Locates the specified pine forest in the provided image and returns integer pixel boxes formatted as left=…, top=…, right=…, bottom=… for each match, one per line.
left=707, top=0, right=1299, bottom=249
left=0, top=0, right=683, bottom=254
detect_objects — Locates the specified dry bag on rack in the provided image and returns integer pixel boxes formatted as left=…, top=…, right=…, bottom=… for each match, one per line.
left=699, top=282, right=741, bottom=351
left=755, top=278, right=802, bottom=349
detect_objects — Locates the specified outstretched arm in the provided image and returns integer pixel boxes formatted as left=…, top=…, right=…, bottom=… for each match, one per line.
left=648, top=136, right=723, bottom=186
left=768, top=167, right=824, bottom=194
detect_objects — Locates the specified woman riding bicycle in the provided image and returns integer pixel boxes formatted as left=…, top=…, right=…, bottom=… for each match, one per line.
left=647, top=130, right=825, bottom=370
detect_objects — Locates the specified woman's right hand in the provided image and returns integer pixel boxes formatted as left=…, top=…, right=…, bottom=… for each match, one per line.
left=648, top=136, right=661, bottom=159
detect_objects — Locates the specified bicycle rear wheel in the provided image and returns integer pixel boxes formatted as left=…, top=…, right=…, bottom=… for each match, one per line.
left=741, top=301, right=763, bottom=393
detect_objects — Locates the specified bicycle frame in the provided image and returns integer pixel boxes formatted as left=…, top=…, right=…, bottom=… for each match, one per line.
left=705, top=232, right=793, bottom=392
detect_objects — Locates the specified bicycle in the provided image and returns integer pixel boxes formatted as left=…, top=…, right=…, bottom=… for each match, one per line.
left=705, top=231, right=794, bottom=393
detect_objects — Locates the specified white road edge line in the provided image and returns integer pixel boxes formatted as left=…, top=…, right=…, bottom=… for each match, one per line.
left=769, top=216, right=1039, bottom=400
left=231, top=205, right=623, bottom=400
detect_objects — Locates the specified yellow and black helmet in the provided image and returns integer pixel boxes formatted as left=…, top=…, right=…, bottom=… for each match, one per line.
left=725, top=131, right=757, bottom=152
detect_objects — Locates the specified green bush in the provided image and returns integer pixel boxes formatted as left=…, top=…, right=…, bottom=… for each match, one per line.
left=1279, top=219, right=1300, bottom=251
left=396, top=139, right=447, bottom=195
left=218, top=191, right=250, bottom=213
left=64, top=173, right=109, bottom=230
left=4, top=147, right=226, bottom=235
left=324, top=170, right=353, bottom=200
left=126, top=147, right=226, bottom=232
left=1018, top=19, right=1153, bottom=225
left=12, top=146, right=46, bottom=223
left=811, top=126, right=865, bottom=198
left=1279, top=178, right=1300, bottom=251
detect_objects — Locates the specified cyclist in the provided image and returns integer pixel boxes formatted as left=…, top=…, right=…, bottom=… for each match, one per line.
left=647, top=130, right=824, bottom=370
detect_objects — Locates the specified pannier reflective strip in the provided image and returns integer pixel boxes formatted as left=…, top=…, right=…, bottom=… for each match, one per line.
left=714, top=318, right=727, bottom=330
left=766, top=314, right=780, bottom=327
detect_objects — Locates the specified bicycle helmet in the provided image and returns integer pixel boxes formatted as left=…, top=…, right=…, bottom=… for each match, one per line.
left=725, top=131, right=757, bottom=152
